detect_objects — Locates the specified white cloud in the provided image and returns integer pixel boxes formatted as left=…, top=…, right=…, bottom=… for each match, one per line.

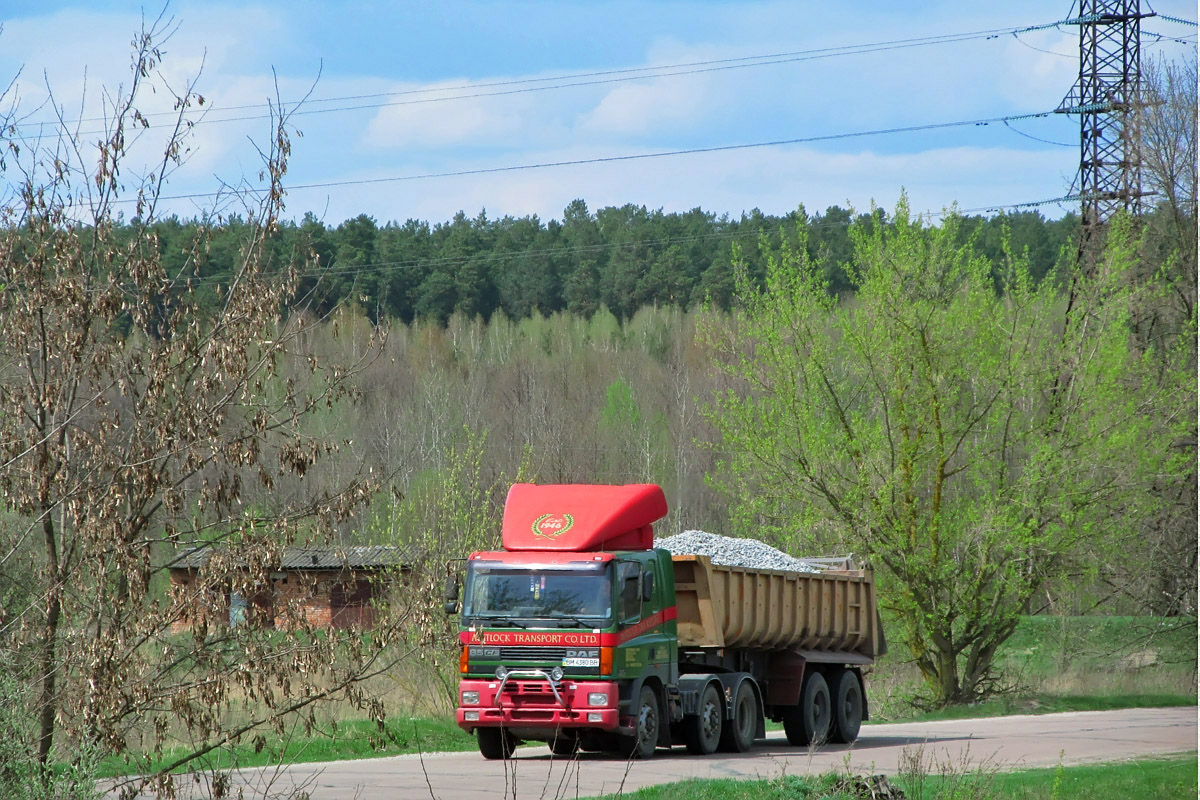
left=362, top=85, right=530, bottom=149
left=577, top=75, right=711, bottom=136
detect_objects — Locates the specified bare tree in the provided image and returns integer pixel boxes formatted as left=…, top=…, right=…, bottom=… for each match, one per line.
left=1118, top=54, right=1199, bottom=618
left=0, top=14, right=397, bottom=798
left=1141, top=56, right=1198, bottom=260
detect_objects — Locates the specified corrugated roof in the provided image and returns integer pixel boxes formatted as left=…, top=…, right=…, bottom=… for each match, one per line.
left=169, top=545, right=408, bottom=571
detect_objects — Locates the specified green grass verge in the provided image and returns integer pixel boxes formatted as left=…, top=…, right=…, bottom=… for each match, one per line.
left=869, top=692, right=1197, bottom=724
left=989, top=756, right=1198, bottom=799
left=96, top=716, right=476, bottom=777
left=583, top=756, right=1199, bottom=799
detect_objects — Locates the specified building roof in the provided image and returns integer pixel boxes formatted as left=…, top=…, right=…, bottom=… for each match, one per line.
left=169, top=545, right=408, bottom=571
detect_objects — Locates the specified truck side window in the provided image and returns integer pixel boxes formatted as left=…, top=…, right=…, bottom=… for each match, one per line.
left=618, top=562, right=640, bottom=622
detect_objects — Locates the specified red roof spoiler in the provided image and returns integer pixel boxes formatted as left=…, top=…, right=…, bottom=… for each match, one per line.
left=501, top=484, right=668, bottom=551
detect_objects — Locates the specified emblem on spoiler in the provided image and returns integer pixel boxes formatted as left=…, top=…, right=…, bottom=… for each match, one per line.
left=531, top=513, right=574, bottom=539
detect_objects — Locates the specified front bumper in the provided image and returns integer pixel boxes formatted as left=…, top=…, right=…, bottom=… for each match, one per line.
left=456, top=678, right=620, bottom=733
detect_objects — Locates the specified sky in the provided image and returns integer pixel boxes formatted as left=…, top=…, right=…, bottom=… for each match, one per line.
left=0, top=0, right=1195, bottom=227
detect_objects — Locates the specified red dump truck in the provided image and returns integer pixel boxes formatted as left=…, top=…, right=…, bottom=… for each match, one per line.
left=447, top=483, right=885, bottom=759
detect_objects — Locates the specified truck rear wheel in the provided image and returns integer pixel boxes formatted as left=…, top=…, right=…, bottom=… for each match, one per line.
left=683, top=683, right=723, bottom=755
left=477, top=727, right=516, bottom=760
left=619, top=685, right=659, bottom=759
left=784, top=671, right=830, bottom=746
left=717, top=681, right=757, bottom=752
left=829, top=669, right=863, bottom=743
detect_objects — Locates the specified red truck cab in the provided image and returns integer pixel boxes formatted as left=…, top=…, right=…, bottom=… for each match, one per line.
left=453, top=483, right=674, bottom=759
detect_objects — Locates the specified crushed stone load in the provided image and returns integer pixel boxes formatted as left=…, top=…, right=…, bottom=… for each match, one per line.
left=654, top=530, right=819, bottom=573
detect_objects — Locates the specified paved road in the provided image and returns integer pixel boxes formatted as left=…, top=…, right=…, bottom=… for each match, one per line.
left=140, top=707, right=1199, bottom=799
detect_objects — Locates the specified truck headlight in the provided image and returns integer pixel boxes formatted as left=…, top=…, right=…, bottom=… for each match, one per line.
left=461, top=691, right=480, bottom=706
left=464, top=711, right=480, bottom=721
left=587, top=692, right=609, bottom=706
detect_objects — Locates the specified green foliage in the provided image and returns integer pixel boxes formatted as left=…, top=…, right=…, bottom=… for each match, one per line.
left=600, top=379, right=642, bottom=430
left=0, top=673, right=99, bottom=800
left=704, top=197, right=1185, bottom=706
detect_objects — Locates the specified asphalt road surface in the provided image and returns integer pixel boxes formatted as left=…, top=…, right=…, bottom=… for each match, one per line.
left=130, top=706, right=1198, bottom=799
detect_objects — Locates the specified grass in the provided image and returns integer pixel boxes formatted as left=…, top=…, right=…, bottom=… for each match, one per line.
left=582, top=756, right=1199, bottom=799
left=991, top=756, right=1198, bottom=799
left=96, top=715, right=476, bottom=778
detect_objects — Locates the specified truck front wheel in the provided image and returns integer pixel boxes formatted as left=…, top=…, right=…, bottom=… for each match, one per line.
left=549, top=729, right=580, bottom=756
left=784, top=671, right=831, bottom=746
left=683, top=683, right=723, bottom=755
left=619, top=685, right=660, bottom=759
left=477, top=727, right=517, bottom=760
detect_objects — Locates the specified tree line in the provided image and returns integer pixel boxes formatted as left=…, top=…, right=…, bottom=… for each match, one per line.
left=133, top=200, right=1081, bottom=325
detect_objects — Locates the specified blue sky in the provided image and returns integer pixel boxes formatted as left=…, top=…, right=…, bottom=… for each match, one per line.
left=1, top=1, right=1195, bottom=225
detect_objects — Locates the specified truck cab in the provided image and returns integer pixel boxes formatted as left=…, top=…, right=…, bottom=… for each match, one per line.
left=453, top=484, right=675, bottom=758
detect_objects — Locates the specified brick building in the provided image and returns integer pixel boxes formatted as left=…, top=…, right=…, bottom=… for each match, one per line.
left=168, top=545, right=408, bottom=633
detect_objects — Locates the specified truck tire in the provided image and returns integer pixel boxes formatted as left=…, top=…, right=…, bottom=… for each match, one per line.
left=784, top=671, right=831, bottom=746
left=683, top=683, right=723, bottom=755
left=549, top=730, right=580, bottom=756
left=619, top=685, right=660, bottom=759
left=477, top=727, right=516, bottom=760
left=829, top=669, right=863, bottom=744
left=717, top=681, right=757, bottom=753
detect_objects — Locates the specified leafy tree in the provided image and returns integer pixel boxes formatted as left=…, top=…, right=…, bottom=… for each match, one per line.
left=333, top=213, right=380, bottom=315
left=561, top=199, right=603, bottom=316
left=704, top=198, right=1181, bottom=705
left=375, top=218, right=433, bottom=322
left=491, top=215, right=558, bottom=317
left=295, top=210, right=338, bottom=314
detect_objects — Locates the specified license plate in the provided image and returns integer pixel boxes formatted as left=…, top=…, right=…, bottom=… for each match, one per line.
left=562, top=657, right=599, bottom=667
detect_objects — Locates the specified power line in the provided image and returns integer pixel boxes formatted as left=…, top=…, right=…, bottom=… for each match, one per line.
left=21, top=19, right=1085, bottom=137
left=120, top=108, right=1070, bottom=206
left=16, top=25, right=1024, bottom=129
left=1143, top=30, right=1198, bottom=44
left=1003, top=119, right=1074, bottom=147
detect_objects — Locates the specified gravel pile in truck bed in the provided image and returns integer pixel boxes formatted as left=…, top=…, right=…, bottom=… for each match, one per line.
left=654, top=530, right=819, bottom=573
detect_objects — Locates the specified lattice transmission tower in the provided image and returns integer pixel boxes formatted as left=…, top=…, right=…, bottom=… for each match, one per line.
left=1056, top=0, right=1154, bottom=250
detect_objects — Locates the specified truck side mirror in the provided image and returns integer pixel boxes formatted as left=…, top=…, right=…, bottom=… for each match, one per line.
left=442, top=576, right=460, bottom=615
left=642, top=572, right=654, bottom=602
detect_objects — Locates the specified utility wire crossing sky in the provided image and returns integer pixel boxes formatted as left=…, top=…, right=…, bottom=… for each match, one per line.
left=0, top=0, right=1196, bottom=224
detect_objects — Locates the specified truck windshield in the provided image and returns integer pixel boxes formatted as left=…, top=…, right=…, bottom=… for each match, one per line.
left=463, top=562, right=612, bottom=624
